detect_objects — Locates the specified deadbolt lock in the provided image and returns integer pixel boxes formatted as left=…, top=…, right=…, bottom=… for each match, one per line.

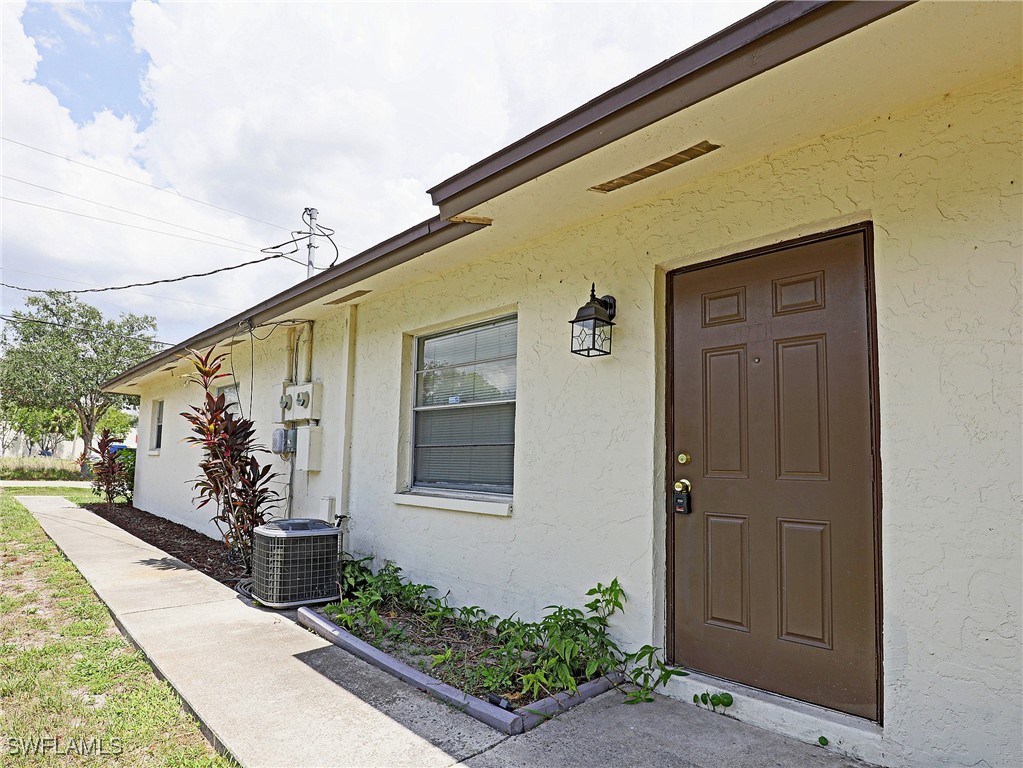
left=677, top=453, right=691, bottom=465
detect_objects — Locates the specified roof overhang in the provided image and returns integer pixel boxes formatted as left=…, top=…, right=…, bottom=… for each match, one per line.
left=105, top=0, right=1021, bottom=395
left=103, top=217, right=485, bottom=393
left=426, top=0, right=913, bottom=219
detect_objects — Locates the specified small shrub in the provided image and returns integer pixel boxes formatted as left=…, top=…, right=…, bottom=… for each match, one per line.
left=180, top=348, right=280, bottom=572
left=115, top=448, right=136, bottom=504
left=90, top=430, right=129, bottom=510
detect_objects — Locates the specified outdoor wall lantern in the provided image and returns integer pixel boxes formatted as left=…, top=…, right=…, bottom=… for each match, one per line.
left=569, top=283, right=617, bottom=357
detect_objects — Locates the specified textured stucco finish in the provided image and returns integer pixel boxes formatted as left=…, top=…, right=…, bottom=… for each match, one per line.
left=135, top=311, right=352, bottom=538
left=134, top=70, right=1021, bottom=767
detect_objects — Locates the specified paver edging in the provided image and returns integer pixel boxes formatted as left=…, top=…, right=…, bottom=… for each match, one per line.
left=296, top=606, right=623, bottom=735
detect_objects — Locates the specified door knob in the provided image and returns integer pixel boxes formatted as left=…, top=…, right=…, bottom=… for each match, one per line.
left=674, top=479, right=691, bottom=492
left=677, top=453, right=691, bottom=465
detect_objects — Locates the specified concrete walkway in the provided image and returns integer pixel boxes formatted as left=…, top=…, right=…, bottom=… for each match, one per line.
left=21, top=496, right=874, bottom=768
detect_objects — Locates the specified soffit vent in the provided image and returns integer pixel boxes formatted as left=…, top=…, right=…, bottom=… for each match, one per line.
left=325, top=290, right=371, bottom=306
left=589, top=140, right=721, bottom=193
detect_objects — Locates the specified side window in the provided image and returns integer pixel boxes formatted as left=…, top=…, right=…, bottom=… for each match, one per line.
left=216, top=384, right=241, bottom=416
left=412, top=316, right=517, bottom=495
left=151, top=400, right=164, bottom=451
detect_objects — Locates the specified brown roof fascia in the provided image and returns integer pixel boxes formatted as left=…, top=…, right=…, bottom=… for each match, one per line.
left=426, top=0, right=914, bottom=218
left=102, top=217, right=485, bottom=392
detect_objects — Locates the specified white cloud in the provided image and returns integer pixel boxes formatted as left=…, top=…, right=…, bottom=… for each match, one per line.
left=50, top=0, right=99, bottom=39
left=2, top=0, right=768, bottom=344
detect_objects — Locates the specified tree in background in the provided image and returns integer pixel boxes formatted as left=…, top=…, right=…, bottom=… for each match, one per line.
left=0, top=399, right=19, bottom=455
left=0, top=292, right=160, bottom=462
left=96, top=408, right=138, bottom=441
left=9, top=405, right=78, bottom=455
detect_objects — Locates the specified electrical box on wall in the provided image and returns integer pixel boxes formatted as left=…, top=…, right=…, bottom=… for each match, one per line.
left=285, top=382, right=322, bottom=422
left=295, top=425, right=322, bottom=472
left=271, top=427, right=297, bottom=454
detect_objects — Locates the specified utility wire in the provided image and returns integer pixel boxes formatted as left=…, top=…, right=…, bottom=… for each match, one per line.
left=1, top=253, right=287, bottom=295
left=2, top=268, right=237, bottom=311
left=0, top=314, right=173, bottom=346
left=0, top=196, right=266, bottom=254
left=1, top=175, right=262, bottom=248
left=1, top=136, right=291, bottom=232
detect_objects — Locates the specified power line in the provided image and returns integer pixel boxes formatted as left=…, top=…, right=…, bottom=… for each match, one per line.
left=0, top=314, right=173, bottom=346
left=1, top=253, right=288, bottom=295
left=1, top=136, right=291, bottom=232
left=1, top=268, right=237, bottom=311
left=1, top=175, right=262, bottom=248
left=0, top=196, right=265, bottom=253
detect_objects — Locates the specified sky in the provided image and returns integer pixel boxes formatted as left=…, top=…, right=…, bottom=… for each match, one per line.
left=1, top=0, right=768, bottom=346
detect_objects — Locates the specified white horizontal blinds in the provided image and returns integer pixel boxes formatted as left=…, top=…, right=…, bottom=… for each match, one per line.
left=413, top=317, right=516, bottom=494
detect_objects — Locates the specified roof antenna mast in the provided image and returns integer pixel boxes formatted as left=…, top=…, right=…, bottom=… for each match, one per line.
left=305, top=207, right=319, bottom=279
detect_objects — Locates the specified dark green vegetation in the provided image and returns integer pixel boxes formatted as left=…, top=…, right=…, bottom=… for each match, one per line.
left=90, top=431, right=134, bottom=509
left=0, top=291, right=159, bottom=459
left=693, top=690, right=734, bottom=713
left=0, top=402, right=77, bottom=457
left=0, top=488, right=233, bottom=767
left=325, top=560, right=685, bottom=706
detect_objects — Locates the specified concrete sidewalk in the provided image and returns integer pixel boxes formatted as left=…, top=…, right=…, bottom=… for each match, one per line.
left=21, top=496, right=872, bottom=768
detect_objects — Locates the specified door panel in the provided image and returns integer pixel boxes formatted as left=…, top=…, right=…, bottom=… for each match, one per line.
left=669, top=228, right=879, bottom=720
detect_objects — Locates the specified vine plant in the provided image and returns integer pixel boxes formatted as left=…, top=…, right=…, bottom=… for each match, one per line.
left=180, top=348, right=280, bottom=572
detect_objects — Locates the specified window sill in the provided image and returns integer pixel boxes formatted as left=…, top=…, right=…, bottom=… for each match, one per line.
left=393, top=492, right=512, bottom=517
left=147, top=450, right=161, bottom=457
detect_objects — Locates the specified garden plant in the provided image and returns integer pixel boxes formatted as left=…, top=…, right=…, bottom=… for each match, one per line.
left=90, top=429, right=131, bottom=510
left=325, top=560, right=685, bottom=707
left=181, top=348, right=279, bottom=572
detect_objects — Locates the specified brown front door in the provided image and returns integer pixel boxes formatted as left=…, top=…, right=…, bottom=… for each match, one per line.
left=668, top=226, right=879, bottom=720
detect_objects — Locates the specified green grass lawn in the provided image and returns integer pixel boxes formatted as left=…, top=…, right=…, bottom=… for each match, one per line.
left=0, top=487, right=234, bottom=766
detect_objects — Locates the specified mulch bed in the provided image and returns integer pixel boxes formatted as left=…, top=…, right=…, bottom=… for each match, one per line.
left=83, top=503, right=245, bottom=585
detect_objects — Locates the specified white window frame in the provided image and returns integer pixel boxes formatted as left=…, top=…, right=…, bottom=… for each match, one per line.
left=407, top=314, right=517, bottom=500
left=150, top=399, right=164, bottom=452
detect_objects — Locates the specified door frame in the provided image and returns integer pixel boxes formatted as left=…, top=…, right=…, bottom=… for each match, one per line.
left=663, top=221, right=884, bottom=721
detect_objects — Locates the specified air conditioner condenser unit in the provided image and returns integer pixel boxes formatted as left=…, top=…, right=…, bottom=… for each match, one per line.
left=251, top=518, right=341, bottom=608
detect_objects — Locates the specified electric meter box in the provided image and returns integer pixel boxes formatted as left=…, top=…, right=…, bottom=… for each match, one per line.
left=284, top=382, right=322, bottom=422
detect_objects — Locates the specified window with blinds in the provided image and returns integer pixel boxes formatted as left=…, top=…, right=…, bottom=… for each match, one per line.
left=151, top=400, right=164, bottom=451
left=412, top=316, right=516, bottom=495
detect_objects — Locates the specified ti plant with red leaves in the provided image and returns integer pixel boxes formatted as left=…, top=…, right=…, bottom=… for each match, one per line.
left=180, top=348, right=280, bottom=572
left=91, top=428, right=130, bottom=511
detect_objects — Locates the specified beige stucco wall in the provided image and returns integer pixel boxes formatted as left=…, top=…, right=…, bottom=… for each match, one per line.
left=134, top=69, right=1020, bottom=767
left=135, top=310, right=353, bottom=539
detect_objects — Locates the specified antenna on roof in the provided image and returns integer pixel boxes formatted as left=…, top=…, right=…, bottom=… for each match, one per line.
left=304, top=207, right=319, bottom=279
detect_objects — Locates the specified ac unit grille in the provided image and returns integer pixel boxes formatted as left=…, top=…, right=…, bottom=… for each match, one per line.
left=252, top=520, right=340, bottom=608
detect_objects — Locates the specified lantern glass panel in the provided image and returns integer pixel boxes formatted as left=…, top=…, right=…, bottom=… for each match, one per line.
left=593, top=322, right=613, bottom=355
left=571, top=318, right=595, bottom=354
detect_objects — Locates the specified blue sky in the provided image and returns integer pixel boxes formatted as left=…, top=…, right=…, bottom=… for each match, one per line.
left=2, top=1, right=769, bottom=344
left=21, top=1, right=152, bottom=128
